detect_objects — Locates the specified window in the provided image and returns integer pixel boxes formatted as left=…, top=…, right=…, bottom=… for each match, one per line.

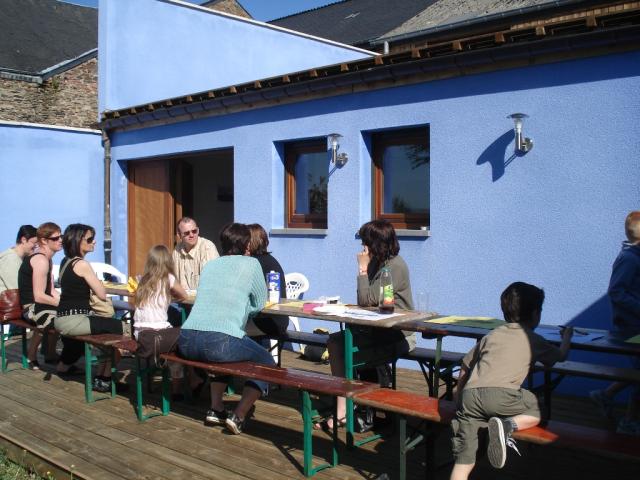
left=372, top=127, right=430, bottom=230
left=285, top=139, right=329, bottom=229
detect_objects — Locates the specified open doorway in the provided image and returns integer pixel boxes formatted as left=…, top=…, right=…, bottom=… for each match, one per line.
left=127, top=149, right=234, bottom=276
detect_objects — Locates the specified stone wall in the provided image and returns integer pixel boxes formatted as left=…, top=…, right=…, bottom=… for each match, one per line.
left=0, top=58, right=98, bottom=128
left=202, top=0, right=251, bottom=18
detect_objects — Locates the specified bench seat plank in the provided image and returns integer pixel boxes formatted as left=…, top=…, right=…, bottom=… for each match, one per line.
left=72, top=333, right=137, bottom=352
left=160, top=352, right=377, bottom=397
left=353, top=388, right=456, bottom=423
left=534, top=360, right=640, bottom=383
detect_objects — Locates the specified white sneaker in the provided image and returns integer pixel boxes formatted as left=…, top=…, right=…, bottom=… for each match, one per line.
left=487, top=417, right=515, bottom=468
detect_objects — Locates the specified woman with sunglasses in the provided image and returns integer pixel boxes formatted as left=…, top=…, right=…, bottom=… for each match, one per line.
left=54, top=224, right=123, bottom=391
left=17, top=222, right=63, bottom=369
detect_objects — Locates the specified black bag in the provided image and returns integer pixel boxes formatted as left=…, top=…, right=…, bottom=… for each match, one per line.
left=136, top=327, right=181, bottom=368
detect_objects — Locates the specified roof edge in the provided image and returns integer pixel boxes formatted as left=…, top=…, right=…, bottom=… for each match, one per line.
left=160, top=0, right=377, bottom=56
left=0, top=120, right=101, bottom=134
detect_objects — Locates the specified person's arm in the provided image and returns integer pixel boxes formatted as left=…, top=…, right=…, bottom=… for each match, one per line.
left=608, top=254, right=640, bottom=317
left=170, top=274, right=188, bottom=302
left=74, top=260, right=107, bottom=301
left=535, top=327, right=573, bottom=367
left=454, top=343, right=478, bottom=404
left=31, top=256, right=59, bottom=306
left=248, top=261, right=268, bottom=314
left=356, top=247, right=380, bottom=307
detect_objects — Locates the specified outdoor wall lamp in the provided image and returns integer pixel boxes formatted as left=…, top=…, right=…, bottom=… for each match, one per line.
left=507, top=113, right=534, bottom=153
left=328, top=133, right=349, bottom=167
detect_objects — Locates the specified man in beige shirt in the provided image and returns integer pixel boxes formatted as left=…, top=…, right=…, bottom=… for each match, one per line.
left=172, top=217, right=219, bottom=290
left=0, top=225, right=38, bottom=294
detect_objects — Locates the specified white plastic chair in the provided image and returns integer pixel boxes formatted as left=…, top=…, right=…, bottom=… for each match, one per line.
left=90, top=262, right=127, bottom=283
left=284, top=272, right=310, bottom=353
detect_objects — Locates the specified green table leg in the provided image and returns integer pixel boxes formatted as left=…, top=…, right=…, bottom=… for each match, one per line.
left=301, top=390, right=333, bottom=477
left=84, top=342, right=93, bottom=403
left=433, top=336, right=442, bottom=398
left=110, top=348, right=116, bottom=398
left=161, top=365, right=170, bottom=415
left=399, top=415, right=407, bottom=480
left=344, top=324, right=355, bottom=448
left=20, top=329, right=28, bottom=369
left=136, top=356, right=144, bottom=421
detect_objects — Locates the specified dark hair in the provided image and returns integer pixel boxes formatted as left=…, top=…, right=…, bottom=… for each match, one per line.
left=500, top=282, right=545, bottom=325
left=247, top=223, right=270, bottom=255
left=16, top=225, right=37, bottom=244
left=220, top=223, right=250, bottom=256
left=358, top=220, right=400, bottom=266
left=62, top=224, right=95, bottom=258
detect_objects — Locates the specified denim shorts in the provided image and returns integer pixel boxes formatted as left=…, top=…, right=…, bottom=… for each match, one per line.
left=177, top=329, right=275, bottom=395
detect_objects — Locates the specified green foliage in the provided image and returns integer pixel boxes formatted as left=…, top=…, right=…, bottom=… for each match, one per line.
left=0, top=449, right=46, bottom=480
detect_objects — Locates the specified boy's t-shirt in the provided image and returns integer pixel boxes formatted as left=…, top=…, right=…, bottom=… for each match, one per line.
left=462, top=323, right=563, bottom=390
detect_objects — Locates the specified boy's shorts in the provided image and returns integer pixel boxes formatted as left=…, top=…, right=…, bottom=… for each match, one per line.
left=451, top=387, right=541, bottom=465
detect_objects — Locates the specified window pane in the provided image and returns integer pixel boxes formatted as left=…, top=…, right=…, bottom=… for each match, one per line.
left=382, top=144, right=429, bottom=214
left=294, top=151, right=328, bottom=215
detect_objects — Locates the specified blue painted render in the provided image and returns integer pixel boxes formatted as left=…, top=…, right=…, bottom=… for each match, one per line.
left=0, top=122, right=104, bottom=264
left=98, top=0, right=374, bottom=112
left=107, top=50, right=640, bottom=395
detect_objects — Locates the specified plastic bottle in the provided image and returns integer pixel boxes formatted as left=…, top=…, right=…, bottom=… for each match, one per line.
left=378, top=266, right=394, bottom=313
left=267, top=271, right=280, bottom=303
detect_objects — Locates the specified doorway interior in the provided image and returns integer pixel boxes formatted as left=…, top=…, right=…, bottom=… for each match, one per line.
left=127, top=149, right=234, bottom=276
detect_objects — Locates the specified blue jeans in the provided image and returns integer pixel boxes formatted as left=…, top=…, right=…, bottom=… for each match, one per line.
left=177, top=329, right=275, bottom=395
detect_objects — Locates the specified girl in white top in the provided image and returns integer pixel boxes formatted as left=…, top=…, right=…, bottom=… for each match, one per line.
left=135, top=245, right=201, bottom=397
left=134, top=245, right=187, bottom=337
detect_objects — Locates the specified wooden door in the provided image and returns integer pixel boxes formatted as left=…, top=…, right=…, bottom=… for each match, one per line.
left=127, top=159, right=176, bottom=277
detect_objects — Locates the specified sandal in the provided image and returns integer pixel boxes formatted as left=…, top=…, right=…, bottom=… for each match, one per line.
left=313, top=417, right=346, bottom=430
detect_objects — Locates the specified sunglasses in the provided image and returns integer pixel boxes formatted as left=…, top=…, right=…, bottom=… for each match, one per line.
left=180, top=228, right=199, bottom=237
left=85, top=236, right=96, bottom=243
left=47, top=235, right=62, bottom=242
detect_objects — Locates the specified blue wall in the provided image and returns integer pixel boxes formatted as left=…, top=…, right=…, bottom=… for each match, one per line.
left=0, top=123, right=105, bottom=264
left=108, top=51, right=640, bottom=394
left=98, top=0, right=373, bottom=112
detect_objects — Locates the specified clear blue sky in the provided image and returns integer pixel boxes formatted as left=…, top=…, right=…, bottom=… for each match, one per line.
left=59, top=0, right=337, bottom=21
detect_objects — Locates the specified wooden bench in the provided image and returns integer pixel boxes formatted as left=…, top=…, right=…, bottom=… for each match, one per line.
left=160, top=352, right=379, bottom=477
left=531, top=359, right=640, bottom=417
left=69, top=333, right=138, bottom=403
left=353, top=389, right=640, bottom=480
left=1, top=317, right=33, bottom=372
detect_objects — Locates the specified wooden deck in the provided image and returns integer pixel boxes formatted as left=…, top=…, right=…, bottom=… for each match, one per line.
left=0, top=337, right=638, bottom=480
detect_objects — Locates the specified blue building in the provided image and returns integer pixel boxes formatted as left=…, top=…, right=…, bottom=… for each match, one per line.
left=87, top=0, right=640, bottom=390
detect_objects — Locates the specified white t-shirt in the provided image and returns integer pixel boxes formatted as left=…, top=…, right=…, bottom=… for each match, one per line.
left=133, top=274, right=175, bottom=337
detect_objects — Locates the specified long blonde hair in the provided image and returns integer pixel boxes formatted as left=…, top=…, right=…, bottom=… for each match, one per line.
left=135, top=245, right=175, bottom=308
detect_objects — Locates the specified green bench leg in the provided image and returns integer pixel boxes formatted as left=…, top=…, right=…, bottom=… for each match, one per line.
left=301, top=391, right=336, bottom=477
left=84, top=342, right=94, bottom=403
left=136, top=357, right=171, bottom=422
left=344, top=325, right=355, bottom=449
left=1, top=328, right=7, bottom=373
left=20, top=328, right=28, bottom=369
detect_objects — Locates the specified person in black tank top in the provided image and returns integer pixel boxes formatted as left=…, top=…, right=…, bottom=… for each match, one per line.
left=17, top=222, right=63, bottom=369
left=54, top=224, right=123, bottom=393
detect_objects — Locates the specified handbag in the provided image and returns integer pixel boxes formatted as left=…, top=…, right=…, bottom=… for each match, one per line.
left=59, top=258, right=115, bottom=318
left=0, top=289, right=22, bottom=321
left=136, top=327, right=181, bottom=368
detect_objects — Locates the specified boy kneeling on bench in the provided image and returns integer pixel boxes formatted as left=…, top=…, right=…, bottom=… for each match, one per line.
left=450, top=282, right=573, bottom=480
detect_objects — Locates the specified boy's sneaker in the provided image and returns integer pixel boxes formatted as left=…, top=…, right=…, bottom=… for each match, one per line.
left=92, top=377, right=111, bottom=393
left=225, top=413, right=245, bottom=435
left=487, top=417, right=521, bottom=468
left=616, top=418, right=640, bottom=436
left=589, top=389, right=615, bottom=418
left=205, top=408, right=228, bottom=426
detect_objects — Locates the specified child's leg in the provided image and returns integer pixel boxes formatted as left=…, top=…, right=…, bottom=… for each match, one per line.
left=450, top=463, right=474, bottom=480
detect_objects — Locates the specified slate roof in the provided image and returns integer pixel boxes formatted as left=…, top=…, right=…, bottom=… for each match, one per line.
left=380, top=0, right=557, bottom=41
left=0, top=0, right=97, bottom=74
left=270, top=0, right=438, bottom=47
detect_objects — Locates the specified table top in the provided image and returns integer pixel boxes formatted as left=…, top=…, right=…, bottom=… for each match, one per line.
left=262, top=300, right=438, bottom=329
left=401, top=316, right=640, bottom=357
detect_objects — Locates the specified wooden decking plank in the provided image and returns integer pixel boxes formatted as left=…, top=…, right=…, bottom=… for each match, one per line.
left=0, top=396, right=213, bottom=480
left=0, top=421, right=124, bottom=480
